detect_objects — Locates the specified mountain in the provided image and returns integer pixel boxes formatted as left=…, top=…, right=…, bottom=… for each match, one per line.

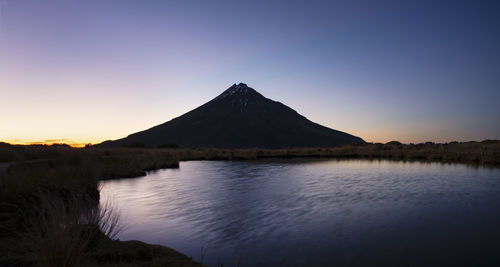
left=100, top=83, right=364, bottom=148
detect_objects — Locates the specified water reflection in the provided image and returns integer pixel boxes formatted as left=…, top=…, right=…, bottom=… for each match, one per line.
left=100, top=159, right=500, bottom=266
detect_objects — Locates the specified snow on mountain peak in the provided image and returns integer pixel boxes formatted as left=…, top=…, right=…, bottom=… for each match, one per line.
left=215, top=82, right=256, bottom=100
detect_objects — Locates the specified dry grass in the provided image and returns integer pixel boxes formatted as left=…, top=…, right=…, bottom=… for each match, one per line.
left=1, top=140, right=499, bottom=180
left=0, top=143, right=204, bottom=266
left=140, top=140, right=500, bottom=167
left=25, top=193, right=121, bottom=267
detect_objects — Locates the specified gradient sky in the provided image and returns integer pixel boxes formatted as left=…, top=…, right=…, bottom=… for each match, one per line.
left=1, top=0, right=500, bottom=145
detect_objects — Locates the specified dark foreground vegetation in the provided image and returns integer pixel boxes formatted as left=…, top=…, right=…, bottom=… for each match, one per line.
left=0, top=140, right=499, bottom=266
left=0, top=143, right=203, bottom=266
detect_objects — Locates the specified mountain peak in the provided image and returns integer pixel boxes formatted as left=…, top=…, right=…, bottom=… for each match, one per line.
left=235, top=82, right=248, bottom=88
left=215, top=82, right=260, bottom=100
left=229, top=82, right=252, bottom=92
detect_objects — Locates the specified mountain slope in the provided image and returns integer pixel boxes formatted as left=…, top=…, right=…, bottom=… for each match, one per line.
left=101, top=83, right=364, bottom=148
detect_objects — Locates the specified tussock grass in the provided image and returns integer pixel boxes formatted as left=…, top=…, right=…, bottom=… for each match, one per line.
left=146, top=140, right=500, bottom=167
left=0, top=144, right=201, bottom=266
left=0, top=159, right=103, bottom=266
left=2, top=140, right=499, bottom=176
left=25, top=193, right=121, bottom=267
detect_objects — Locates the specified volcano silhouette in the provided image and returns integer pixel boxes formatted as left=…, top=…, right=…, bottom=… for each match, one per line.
left=100, top=83, right=364, bottom=148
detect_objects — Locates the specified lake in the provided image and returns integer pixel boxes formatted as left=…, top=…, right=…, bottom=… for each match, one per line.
left=99, top=159, right=500, bottom=266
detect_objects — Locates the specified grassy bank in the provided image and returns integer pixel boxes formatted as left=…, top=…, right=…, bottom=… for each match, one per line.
left=0, top=144, right=201, bottom=266
left=2, top=140, right=500, bottom=170
left=0, top=140, right=499, bottom=266
left=166, top=140, right=500, bottom=167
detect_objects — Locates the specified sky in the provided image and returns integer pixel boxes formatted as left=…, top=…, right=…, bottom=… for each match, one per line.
left=1, top=0, right=499, bottom=146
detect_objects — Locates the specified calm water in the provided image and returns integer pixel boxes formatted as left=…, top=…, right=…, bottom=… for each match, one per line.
left=99, top=159, right=500, bottom=266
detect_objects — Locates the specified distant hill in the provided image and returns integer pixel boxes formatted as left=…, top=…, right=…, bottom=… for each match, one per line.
left=99, top=83, right=364, bottom=148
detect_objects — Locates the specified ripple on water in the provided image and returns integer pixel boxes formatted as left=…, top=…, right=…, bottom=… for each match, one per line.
left=100, top=159, right=500, bottom=267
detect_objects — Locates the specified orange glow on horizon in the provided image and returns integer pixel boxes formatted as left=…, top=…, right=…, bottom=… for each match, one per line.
left=3, top=139, right=96, bottom=148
